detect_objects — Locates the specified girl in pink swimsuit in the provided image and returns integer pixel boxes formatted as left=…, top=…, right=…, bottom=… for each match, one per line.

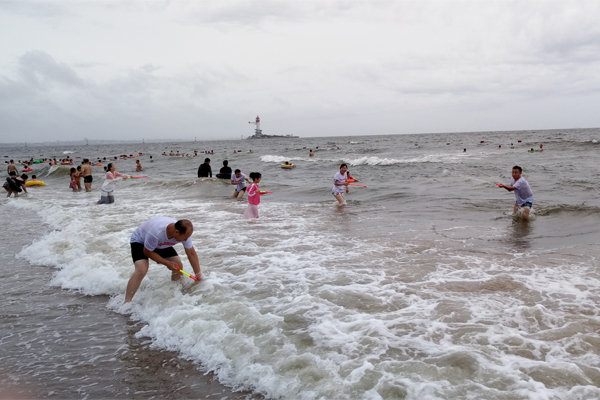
left=243, top=172, right=266, bottom=219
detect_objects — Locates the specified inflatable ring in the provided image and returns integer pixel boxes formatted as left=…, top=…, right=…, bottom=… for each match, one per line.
left=96, top=163, right=103, bottom=166
left=23, top=168, right=33, bottom=172
left=281, top=164, right=294, bottom=169
left=25, top=181, right=45, bottom=187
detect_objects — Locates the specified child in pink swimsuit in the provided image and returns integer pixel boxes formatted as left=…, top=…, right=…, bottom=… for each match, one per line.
left=243, top=172, right=266, bottom=219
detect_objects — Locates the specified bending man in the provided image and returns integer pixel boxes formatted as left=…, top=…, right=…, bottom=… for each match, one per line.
left=125, top=217, right=202, bottom=302
left=498, top=165, right=534, bottom=219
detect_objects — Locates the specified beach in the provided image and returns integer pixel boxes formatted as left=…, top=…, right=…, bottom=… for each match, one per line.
left=2, top=128, right=600, bottom=399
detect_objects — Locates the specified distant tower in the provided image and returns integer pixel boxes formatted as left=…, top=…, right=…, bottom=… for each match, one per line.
left=248, top=116, right=262, bottom=136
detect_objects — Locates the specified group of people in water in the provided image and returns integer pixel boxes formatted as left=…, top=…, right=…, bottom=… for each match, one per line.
left=4, top=143, right=539, bottom=306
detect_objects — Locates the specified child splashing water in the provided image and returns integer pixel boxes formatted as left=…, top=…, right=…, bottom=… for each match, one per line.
left=243, top=172, right=266, bottom=219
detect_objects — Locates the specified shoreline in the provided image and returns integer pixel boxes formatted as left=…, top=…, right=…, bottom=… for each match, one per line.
left=0, top=206, right=261, bottom=400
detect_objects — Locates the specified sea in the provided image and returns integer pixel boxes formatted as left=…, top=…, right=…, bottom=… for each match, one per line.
left=1, top=128, right=600, bottom=400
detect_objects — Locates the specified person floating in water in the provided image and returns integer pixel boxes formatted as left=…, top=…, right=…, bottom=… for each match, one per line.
left=136, top=160, right=142, bottom=171
left=309, top=150, right=314, bottom=157
left=537, top=144, right=544, bottom=152
left=332, top=163, right=349, bottom=205
left=125, top=217, right=201, bottom=302
left=497, top=165, right=534, bottom=219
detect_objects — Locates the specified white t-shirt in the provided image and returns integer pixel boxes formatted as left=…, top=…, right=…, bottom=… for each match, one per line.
left=130, top=216, right=193, bottom=250
left=231, top=173, right=247, bottom=191
left=332, top=171, right=347, bottom=194
left=510, top=176, right=534, bottom=205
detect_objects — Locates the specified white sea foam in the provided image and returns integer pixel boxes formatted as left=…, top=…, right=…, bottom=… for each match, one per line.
left=260, top=155, right=309, bottom=163
left=63, top=151, right=75, bottom=154
left=9, top=184, right=600, bottom=399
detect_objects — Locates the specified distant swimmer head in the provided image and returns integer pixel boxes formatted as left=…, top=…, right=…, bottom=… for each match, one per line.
left=174, top=219, right=193, bottom=240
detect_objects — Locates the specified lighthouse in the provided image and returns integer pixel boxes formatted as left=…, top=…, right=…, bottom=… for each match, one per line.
left=248, top=116, right=263, bottom=136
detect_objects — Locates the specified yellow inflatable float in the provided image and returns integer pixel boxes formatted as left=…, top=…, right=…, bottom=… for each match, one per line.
left=25, top=181, right=46, bottom=187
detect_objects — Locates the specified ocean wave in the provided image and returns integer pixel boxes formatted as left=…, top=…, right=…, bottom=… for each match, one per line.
left=534, top=204, right=600, bottom=216
left=346, top=154, right=467, bottom=166
left=63, top=151, right=75, bottom=154
left=260, top=155, right=308, bottom=163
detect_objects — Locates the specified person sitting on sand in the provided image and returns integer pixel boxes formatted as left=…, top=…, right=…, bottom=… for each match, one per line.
left=497, top=165, right=534, bottom=219
left=125, top=217, right=202, bottom=302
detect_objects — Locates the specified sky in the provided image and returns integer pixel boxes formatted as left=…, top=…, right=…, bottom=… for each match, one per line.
left=1, top=0, right=599, bottom=143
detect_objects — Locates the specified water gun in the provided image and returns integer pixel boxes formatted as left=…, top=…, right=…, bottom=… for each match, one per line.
left=174, top=264, right=199, bottom=281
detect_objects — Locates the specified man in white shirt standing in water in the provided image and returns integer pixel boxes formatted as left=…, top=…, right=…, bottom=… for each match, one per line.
left=498, top=165, right=534, bottom=219
left=332, top=163, right=349, bottom=205
left=125, top=217, right=202, bottom=302
left=231, top=169, right=247, bottom=200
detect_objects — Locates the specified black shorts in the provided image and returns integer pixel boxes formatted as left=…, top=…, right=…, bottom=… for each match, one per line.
left=130, top=242, right=178, bottom=263
left=84, top=175, right=93, bottom=183
left=237, top=187, right=247, bottom=192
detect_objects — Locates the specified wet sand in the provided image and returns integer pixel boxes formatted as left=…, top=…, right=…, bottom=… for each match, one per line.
left=0, top=212, right=261, bottom=400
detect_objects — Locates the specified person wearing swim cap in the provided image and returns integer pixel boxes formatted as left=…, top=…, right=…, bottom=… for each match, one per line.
left=125, top=217, right=202, bottom=302
left=498, top=165, right=534, bottom=219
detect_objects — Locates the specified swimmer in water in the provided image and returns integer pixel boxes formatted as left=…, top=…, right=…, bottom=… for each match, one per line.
left=309, top=150, right=314, bottom=157
left=497, top=165, right=534, bottom=219
left=537, top=144, right=544, bottom=152
left=136, top=160, right=142, bottom=172
left=332, top=163, right=349, bottom=205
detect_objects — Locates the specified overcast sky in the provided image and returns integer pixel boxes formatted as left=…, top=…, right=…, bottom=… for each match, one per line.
left=1, top=0, right=599, bottom=142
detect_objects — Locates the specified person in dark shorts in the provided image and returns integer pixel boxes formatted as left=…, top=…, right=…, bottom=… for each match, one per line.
left=80, top=159, right=93, bottom=192
left=125, top=217, right=202, bottom=302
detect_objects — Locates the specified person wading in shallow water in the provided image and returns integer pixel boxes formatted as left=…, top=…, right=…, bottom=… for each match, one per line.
left=125, top=217, right=202, bottom=302
left=498, top=165, right=534, bottom=219
left=80, top=159, right=93, bottom=192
